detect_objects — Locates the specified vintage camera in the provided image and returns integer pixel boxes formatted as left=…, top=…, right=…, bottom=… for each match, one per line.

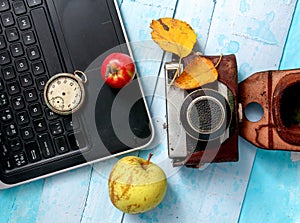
left=165, top=54, right=239, bottom=167
left=239, top=69, right=300, bottom=151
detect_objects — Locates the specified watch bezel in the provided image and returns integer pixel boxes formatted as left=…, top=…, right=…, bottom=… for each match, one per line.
left=44, top=73, right=85, bottom=115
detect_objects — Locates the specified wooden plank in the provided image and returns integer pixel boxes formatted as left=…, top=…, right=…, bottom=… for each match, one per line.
left=5, top=181, right=44, bottom=223
left=0, top=186, right=20, bottom=222
left=79, top=161, right=125, bottom=223
left=172, top=0, right=216, bottom=53
left=239, top=1, right=300, bottom=222
left=0, top=181, right=44, bottom=223
left=35, top=167, right=92, bottom=223
left=280, top=0, right=300, bottom=70
left=205, top=0, right=297, bottom=81
left=239, top=150, right=300, bottom=222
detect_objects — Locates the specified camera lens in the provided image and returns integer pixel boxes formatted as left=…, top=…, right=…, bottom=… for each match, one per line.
left=180, top=88, right=232, bottom=141
left=280, top=82, right=300, bottom=128
left=273, top=74, right=300, bottom=146
left=187, top=96, right=225, bottom=134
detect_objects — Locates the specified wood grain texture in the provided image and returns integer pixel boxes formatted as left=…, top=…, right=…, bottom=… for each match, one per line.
left=35, top=167, right=93, bottom=223
left=240, top=1, right=300, bottom=222
left=205, top=0, right=297, bottom=79
left=0, top=180, right=44, bottom=223
left=79, top=161, right=126, bottom=223
left=0, top=0, right=299, bottom=222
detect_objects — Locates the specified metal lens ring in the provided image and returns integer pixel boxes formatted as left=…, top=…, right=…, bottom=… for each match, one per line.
left=187, top=96, right=225, bottom=134
left=180, top=88, right=232, bottom=141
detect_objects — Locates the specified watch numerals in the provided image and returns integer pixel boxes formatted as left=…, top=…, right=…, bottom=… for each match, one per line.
left=44, top=73, right=86, bottom=115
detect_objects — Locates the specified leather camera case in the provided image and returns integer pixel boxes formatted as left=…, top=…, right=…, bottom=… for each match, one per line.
left=166, top=54, right=239, bottom=168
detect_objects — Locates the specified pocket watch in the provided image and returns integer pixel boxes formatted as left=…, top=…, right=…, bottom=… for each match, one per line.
left=44, top=70, right=87, bottom=115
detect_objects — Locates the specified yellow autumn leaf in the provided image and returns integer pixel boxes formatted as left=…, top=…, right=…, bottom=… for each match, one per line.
left=174, top=57, right=218, bottom=89
left=150, top=18, right=197, bottom=58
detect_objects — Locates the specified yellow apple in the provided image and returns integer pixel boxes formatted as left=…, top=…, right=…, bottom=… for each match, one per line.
left=108, top=154, right=167, bottom=214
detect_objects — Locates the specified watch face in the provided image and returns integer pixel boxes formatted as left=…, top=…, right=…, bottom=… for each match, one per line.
left=45, top=74, right=84, bottom=115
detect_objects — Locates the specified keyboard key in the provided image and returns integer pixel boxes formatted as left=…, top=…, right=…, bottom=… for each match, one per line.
left=38, top=133, right=55, bottom=158
left=22, top=31, right=35, bottom=45
left=0, top=92, right=8, bottom=107
left=25, top=141, right=41, bottom=163
left=0, top=132, right=4, bottom=144
left=0, top=108, right=13, bottom=122
left=0, top=51, right=11, bottom=65
left=0, top=144, right=9, bottom=158
left=0, top=0, right=9, bottom=12
left=1, top=12, right=15, bottom=27
left=63, top=117, right=74, bottom=132
left=17, top=16, right=31, bottom=30
left=9, top=137, right=22, bottom=152
left=10, top=42, right=24, bottom=57
left=16, top=110, right=30, bottom=125
left=7, top=81, right=21, bottom=95
left=1, top=66, right=16, bottom=80
left=27, top=0, right=42, bottom=7
left=15, top=57, right=29, bottom=72
left=68, top=131, right=86, bottom=150
left=50, top=121, right=63, bottom=135
left=29, top=104, right=43, bottom=118
left=0, top=78, right=4, bottom=91
left=27, top=45, right=40, bottom=60
left=63, top=116, right=80, bottom=132
left=24, top=88, right=38, bottom=102
left=5, top=28, right=19, bottom=42
left=5, top=123, right=18, bottom=138
left=13, top=152, right=28, bottom=167
left=29, top=103, right=42, bottom=117
left=0, top=35, right=6, bottom=50
left=13, top=1, right=26, bottom=15
left=33, top=118, right=47, bottom=132
left=45, top=108, right=58, bottom=120
left=36, top=75, right=47, bottom=90
left=12, top=95, right=25, bottom=110
left=54, top=136, right=69, bottom=154
left=19, top=73, right=33, bottom=87
left=31, top=8, right=62, bottom=77
left=32, top=60, right=45, bottom=75
left=21, top=127, right=34, bottom=140
left=3, top=159, right=14, bottom=170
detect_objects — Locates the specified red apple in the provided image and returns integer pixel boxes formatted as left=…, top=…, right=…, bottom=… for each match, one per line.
left=101, top=53, right=135, bottom=88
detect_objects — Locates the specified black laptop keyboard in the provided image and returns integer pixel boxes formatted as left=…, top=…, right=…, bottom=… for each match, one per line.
left=0, top=0, right=87, bottom=175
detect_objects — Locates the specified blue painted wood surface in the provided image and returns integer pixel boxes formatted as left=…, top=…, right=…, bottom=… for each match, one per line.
left=1, top=0, right=300, bottom=222
left=240, top=2, right=300, bottom=222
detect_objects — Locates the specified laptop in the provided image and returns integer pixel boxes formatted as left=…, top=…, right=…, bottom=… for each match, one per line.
left=0, top=0, right=153, bottom=188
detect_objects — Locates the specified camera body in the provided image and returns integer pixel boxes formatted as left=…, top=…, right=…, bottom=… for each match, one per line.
left=165, top=54, right=239, bottom=167
left=239, top=69, right=300, bottom=151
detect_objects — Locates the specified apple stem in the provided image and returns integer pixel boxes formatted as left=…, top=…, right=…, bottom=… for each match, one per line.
left=142, top=153, right=153, bottom=170
left=147, top=153, right=153, bottom=165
